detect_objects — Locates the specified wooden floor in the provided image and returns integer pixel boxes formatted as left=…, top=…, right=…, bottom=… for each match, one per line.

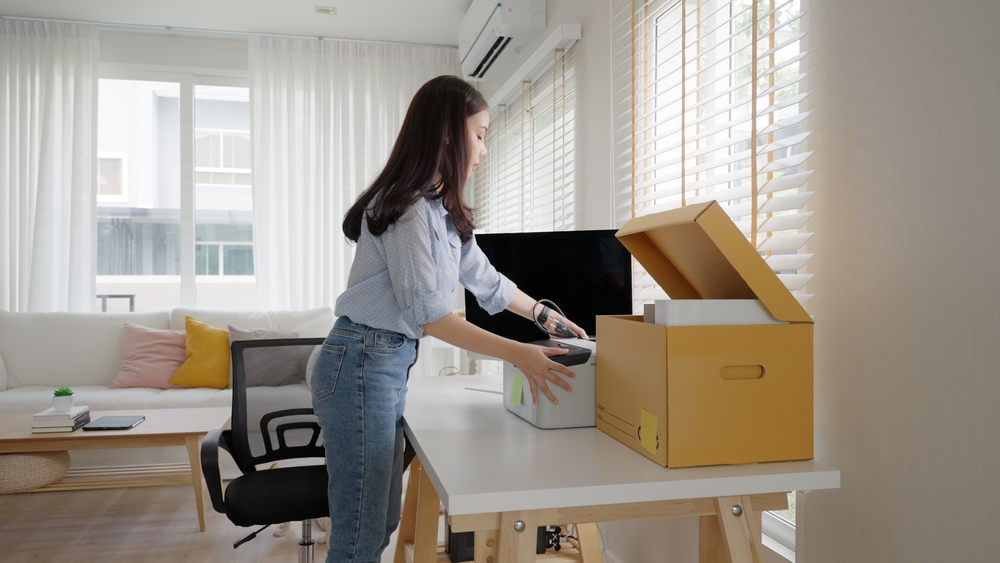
left=0, top=483, right=406, bottom=563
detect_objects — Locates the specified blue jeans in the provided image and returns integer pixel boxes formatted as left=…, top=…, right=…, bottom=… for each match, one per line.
left=311, top=316, right=419, bottom=563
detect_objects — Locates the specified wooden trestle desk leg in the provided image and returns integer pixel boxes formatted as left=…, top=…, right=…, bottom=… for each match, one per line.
left=497, top=511, right=540, bottom=563
left=574, top=523, right=604, bottom=563
left=474, top=529, right=499, bottom=563
left=394, top=457, right=441, bottom=563
left=185, top=435, right=207, bottom=532
left=393, top=457, right=421, bottom=563
left=699, top=496, right=767, bottom=563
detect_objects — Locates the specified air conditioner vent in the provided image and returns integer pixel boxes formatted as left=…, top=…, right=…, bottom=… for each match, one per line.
left=472, top=37, right=513, bottom=79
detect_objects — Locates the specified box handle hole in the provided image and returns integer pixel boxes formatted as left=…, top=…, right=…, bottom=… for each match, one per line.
left=720, top=365, right=765, bottom=380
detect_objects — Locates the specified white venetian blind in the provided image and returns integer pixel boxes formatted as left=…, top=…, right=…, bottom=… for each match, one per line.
left=612, top=0, right=814, bottom=310
left=473, top=46, right=577, bottom=233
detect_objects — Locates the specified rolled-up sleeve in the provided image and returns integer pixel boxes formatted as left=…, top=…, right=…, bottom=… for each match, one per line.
left=381, top=202, right=454, bottom=336
left=459, top=236, right=516, bottom=315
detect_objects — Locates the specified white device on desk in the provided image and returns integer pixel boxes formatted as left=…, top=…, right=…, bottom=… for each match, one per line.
left=502, top=338, right=596, bottom=429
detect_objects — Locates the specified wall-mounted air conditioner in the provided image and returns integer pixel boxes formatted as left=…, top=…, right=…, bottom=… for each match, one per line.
left=458, top=0, right=547, bottom=82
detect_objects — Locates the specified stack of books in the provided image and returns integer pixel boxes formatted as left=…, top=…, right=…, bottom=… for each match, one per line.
left=32, top=405, right=91, bottom=433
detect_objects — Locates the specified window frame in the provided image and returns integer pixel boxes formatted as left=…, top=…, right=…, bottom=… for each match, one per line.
left=762, top=509, right=796, bottom=562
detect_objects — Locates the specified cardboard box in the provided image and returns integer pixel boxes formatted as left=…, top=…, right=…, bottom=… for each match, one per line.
left=596, top=201, right=813, bottom=467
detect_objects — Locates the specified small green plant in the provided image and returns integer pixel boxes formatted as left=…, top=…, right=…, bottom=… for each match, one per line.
left=54, top=386, right=74, bottom=397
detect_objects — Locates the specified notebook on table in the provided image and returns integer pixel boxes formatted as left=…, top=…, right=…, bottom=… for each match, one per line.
left=82, top=415, right=145, bottom=431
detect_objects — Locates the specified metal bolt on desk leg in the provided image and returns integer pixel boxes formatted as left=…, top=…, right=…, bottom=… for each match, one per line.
left=513, top=520, right=526, bottom=532
left=732, top=505, right=743, bottom=517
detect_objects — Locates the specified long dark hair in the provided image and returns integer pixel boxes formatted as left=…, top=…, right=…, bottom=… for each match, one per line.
left=343, top=76, right=487, bottom=244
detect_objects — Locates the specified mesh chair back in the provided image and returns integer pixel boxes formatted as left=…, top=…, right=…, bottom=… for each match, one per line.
left=229, top=338, right=325, bottom=473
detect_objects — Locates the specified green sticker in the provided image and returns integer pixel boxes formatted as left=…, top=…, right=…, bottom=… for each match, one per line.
left=510, top=373, right=523, bottom=406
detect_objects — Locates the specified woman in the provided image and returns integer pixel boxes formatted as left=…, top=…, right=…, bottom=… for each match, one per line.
left=311, top=75, right=586, bottom=563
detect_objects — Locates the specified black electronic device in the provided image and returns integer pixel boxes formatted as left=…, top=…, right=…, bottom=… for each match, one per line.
left=465, top=230, right=632, bottom=343
left=446, top=525, right=550, bottom=562
left=532, top=339, right=593, bottom=367
left=445, top=525, right=475, bottom=562
left=82, top=415, right=145, bottom=431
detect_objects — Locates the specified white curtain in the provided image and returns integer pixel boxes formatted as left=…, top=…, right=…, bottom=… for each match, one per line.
left=0, top=20, right=98, bottom=312
left=249, top=36, right=461, bottom=310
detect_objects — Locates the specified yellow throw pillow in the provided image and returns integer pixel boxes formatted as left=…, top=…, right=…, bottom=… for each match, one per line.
left=169, top=316, right=230, bottom=389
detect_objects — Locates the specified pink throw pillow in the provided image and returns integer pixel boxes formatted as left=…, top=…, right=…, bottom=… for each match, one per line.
left=109, top=323, right=187, bottom=389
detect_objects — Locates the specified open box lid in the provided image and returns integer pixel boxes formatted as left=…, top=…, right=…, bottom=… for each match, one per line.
left=616, top=200, right=812, bottom=323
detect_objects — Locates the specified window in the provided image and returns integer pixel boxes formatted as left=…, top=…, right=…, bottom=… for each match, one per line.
left=194, top=85, right=254, bottom=282
left=97, top=152, right=128, bottom=201
left=762, top=494, right=797, bottom=561
left=96, top=75, right=256, bottom=312
left=611, top=0, right=812, bottom=559
left=195, top=223, right=254, bottom=276
left=612, top=0, right=814, bottom=312
left=472, top=46, right=577, bottom=233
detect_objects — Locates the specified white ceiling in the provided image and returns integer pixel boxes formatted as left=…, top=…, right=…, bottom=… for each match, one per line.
left=0, top=0, right=472, bottom=46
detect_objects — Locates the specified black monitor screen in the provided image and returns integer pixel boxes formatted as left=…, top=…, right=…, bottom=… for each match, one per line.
left=465, top=230, right=633, bottom=342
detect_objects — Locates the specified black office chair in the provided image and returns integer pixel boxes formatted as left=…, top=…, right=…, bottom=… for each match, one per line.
left=201, top=337, right=329, bottom=562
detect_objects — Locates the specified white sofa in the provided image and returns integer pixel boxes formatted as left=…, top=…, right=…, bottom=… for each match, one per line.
left=0, top=307, right=334, bottom=471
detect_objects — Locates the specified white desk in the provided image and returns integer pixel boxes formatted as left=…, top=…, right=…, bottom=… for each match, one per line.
left=396, top=375, right=839, bottom=563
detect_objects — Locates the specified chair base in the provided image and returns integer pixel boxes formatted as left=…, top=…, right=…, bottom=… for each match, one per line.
left=298, top=519, right=315, bottom=563
left=233, top=520, right=317, bottom=562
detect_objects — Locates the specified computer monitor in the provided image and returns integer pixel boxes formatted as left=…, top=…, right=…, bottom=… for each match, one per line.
left=465, top=229, right=633, bottom=342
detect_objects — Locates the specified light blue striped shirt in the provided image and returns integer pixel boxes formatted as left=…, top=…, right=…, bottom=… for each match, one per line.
left=335, top=197, right=516, bottom=339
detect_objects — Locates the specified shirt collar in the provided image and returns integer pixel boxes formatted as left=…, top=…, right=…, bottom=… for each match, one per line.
left=429, top=197, right=449, bottom=219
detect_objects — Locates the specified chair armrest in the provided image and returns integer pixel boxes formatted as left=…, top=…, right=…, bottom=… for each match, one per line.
left=201, top=428, right=236, bottom=514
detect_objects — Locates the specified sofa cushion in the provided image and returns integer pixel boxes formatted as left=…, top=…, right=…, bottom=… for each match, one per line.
left=170, top=307, right=334, bottom=338
left=228, top=326, right=301, bottom=387
left=170, top=317, right=231, bottom=390
left=109, top=324, right=186, bottom=390
left=0, top=311, right=171, bottom=389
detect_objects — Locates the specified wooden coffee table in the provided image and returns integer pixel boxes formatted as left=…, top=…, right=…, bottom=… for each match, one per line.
left=0, top=407, right=231, bottom=531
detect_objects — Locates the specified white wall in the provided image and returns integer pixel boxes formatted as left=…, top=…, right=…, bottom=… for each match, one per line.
left=801, top=0, right=1000, bottom=560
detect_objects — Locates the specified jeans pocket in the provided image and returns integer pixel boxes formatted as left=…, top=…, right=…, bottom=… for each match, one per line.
left=370, top=331, right=405, bottom=353
left=312, top=343, right=346, bottom=399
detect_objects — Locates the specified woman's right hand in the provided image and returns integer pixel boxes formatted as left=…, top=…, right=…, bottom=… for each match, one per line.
left=422, top=314, right=577, bottom=405
left=508, top=342, right=576, bottom=406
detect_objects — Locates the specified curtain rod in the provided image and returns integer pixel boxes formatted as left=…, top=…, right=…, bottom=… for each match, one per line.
left=0, top=15, right=458, bottom=50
